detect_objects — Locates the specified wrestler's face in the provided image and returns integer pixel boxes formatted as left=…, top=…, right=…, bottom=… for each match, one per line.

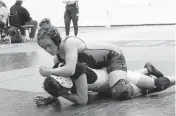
left=38, top=36, right=59, bottom=56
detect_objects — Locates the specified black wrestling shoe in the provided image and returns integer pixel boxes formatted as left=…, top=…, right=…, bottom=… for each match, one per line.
left=144, top=62, right=164, bottom=78
left=147, top=76, right=171, bottom=94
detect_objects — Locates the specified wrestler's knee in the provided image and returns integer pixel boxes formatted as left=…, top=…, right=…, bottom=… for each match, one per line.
left=110, top=79, right=134, bottom=100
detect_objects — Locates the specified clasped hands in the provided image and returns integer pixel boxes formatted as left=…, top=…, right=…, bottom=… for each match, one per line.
left=39, top=65, right=52, bottom=77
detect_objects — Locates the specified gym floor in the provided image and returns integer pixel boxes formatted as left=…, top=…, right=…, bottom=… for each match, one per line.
left=0, top=25, right=175, bottom=116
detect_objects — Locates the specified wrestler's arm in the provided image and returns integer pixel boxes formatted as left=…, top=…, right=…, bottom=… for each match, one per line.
left=61, top=73, right=88, bottom=105
left=47, top=38, right=78, bottom=77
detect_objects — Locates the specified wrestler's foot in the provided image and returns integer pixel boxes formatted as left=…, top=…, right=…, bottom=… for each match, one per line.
left=34, top=96, right=58, bottom=106
left=144, top=62, right=164, bottom=78
left=142, top=76, right=175, bottom=95
left=165, top=76, right=175, bottom=88
left=144, top=76, right=175, bottom=95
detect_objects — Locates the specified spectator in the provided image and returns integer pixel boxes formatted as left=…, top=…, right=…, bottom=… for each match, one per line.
left=0, top=0, right=8, bottom=28
left=39, top=18, right=51, bottom=28
left=63, top=0, right=79, bottom=36
left=10, top=0, right=38, bottom=40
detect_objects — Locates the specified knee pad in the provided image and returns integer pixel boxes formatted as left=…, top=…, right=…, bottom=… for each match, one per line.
left=110, top=79, right=134, bottom=100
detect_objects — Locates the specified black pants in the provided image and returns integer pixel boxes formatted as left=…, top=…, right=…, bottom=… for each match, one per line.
left=64, top=6, right=79, bottom=36
left=19, top=20, right=38, bottom=38
left=0, top=21, right=5, bottom=28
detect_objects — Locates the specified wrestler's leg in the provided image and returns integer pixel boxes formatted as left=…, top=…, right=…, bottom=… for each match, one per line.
left=126, top=71, right=175, bottom=95
left=133, top=68, right=149, bottom=75
left=133, top=62, right=164, bottom=78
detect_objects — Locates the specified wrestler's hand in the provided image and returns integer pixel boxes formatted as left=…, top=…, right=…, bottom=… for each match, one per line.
left=39, top=65, right=51, bottom=77
left=33, top=96, right=58, bottom=107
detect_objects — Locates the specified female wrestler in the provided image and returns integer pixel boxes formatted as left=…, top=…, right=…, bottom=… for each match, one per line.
left=37, top=24, right=133, bottom=100
left=37, top=24, right=173, bottom=104
left=34, top=62, right=175, bottom=106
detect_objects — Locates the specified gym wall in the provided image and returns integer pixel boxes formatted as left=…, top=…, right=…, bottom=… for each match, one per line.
left=6, top=0, right=176, bottom=27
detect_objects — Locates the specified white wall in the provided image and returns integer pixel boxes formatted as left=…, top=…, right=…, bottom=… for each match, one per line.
left=5, top=0, right=176, bottom=27
left=6, top=0, right=65, bottom=26
left=107, top=0, right=176, bottom=25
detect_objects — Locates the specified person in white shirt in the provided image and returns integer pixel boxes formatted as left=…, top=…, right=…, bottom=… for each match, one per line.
left=0, top=0, right=8, bottom=28
left=63, top=0, right=79, bottom=36
left=34, top=62, right=175, bottom=106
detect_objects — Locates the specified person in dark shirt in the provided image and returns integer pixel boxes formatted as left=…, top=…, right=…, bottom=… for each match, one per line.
left=10, top=0, right=38, bottom=39
left=63, top=0, right=79, bottom=37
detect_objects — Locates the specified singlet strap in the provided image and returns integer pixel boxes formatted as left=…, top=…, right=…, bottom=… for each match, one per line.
left=64, top=36, right=87, bottom=53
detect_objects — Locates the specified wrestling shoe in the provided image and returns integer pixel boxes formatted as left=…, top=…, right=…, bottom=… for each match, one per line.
left=144, top=62, right=164, bottom=78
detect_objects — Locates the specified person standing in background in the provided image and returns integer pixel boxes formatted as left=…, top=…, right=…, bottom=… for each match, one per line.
left=63, top=0, right=79, bottom=37
left=10, top=0, right=38, bottom=40
left=0, top=0, right=8, bottom=29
